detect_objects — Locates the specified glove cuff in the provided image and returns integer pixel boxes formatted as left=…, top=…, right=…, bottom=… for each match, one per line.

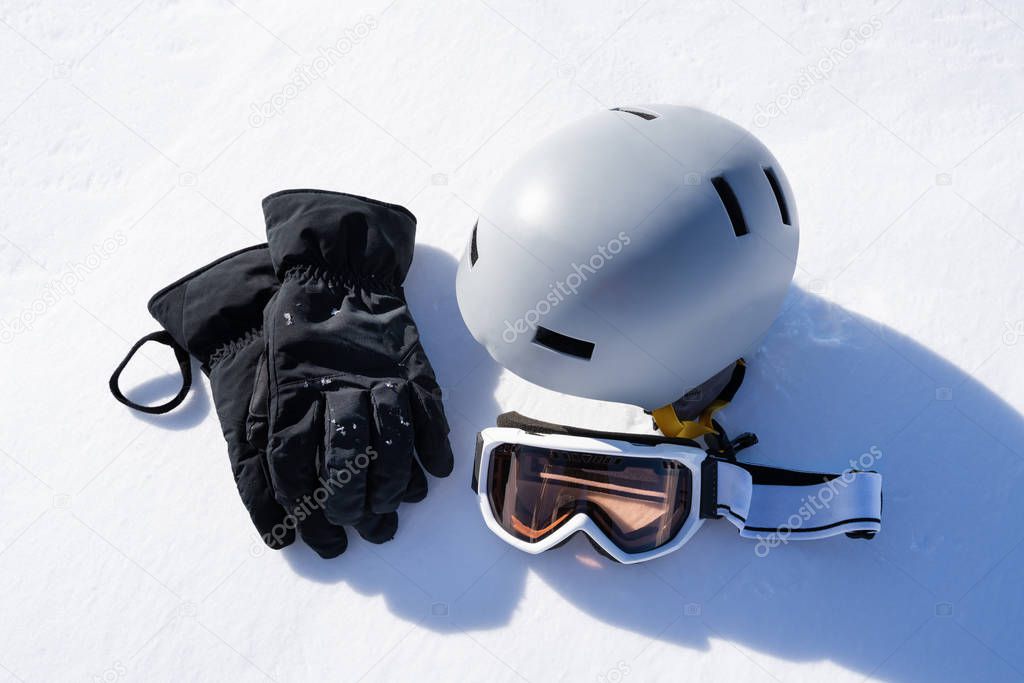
left=147, top=245, right=278, bottom=370
left=262, top=189, right=416, bottom=286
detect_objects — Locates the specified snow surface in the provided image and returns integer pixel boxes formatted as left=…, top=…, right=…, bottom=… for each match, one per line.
left=2, top=0, right=1024, bottom=681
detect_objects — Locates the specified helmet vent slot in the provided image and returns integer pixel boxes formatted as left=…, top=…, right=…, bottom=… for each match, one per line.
left=610, top=107, right=658, bottom=121
left=762, top=166, right=791, bottom=226
left=533, top=326, right=595, bottom=360
left=711, top=176, right=748, bottom=237
left=470, top=221, right=479, bottom=266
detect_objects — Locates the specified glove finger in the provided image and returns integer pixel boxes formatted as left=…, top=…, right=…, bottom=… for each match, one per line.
left=322, top=386, right=372, bottom=526
left=266, top=384, right=321, bottom=503
left=409, top=379, right=455, bottom=478
left=295, top=505, right=349, bottom=559
left=353, top=511, right=398, bottom=544
left=209, top=350, right=294, bottom=550
left=235, top=443, right=295, bottom=550
left=368, top=381, right=414, bottom=514
left=403, top=459, right=428, bottom=503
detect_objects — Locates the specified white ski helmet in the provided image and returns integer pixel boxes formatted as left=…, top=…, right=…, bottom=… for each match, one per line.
left=455, top=105, right=799, bottom=410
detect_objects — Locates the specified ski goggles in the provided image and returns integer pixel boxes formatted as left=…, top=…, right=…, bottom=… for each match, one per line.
left=472, top=413, right=882, bottom=563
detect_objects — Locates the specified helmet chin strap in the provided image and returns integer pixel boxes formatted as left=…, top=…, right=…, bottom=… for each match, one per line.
left=652, top=360, right=746, bottom=439
left=655, top=359, right=882, bottom=542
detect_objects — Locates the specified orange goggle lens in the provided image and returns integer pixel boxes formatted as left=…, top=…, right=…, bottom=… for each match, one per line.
left=486, top=443, right=692, bottom=553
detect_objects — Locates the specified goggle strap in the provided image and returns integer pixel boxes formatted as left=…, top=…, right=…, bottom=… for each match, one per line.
left=496, top=410, right=702, bottom=448
left=712, top=458, right=882, bottom=541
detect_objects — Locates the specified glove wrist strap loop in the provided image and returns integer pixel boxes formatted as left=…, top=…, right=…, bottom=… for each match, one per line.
left=109, top=331, right=192, bottom=414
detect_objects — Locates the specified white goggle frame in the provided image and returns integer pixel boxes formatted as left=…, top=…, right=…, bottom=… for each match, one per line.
left=474, top=427, right=882, bottom=564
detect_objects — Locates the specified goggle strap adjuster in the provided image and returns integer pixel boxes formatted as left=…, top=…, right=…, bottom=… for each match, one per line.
left=699, top=457, right=722, bottom=519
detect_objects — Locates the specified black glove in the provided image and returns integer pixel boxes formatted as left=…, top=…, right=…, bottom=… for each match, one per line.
left=111, top=245, right=399, bottom=558
left=260, top=189, right=454, bottom=528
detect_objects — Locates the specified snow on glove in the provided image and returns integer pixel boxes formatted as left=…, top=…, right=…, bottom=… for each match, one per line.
left=110, top=245, right=400, bottom=558
left=260, top=189, right=454, bottom=528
